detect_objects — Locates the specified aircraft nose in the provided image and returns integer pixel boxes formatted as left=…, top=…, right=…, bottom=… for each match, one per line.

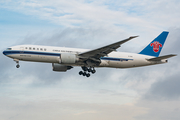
left=3, top=50, right=6, bottom=55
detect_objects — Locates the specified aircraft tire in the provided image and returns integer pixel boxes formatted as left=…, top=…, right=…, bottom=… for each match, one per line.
left=86, top=73, right=90, bottom=77
left=16, top=65, right=20, bottom=68
left=83, top=72, right=86, bottom=76
left=92, top=70, right=96, bottom=74
left=79, top=71, right=83, bottom=75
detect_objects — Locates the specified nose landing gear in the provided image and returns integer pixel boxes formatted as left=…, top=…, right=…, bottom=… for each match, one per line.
left=14, top=59, right=20, bottom=68
left=79, top=67, right=96, bottom=77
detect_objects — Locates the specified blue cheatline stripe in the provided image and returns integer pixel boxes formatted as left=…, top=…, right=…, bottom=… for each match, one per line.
left=3, top=50, right=60, bottom=56
left=101, top=57, right=133, bottom=61
left=3, top=50, right=133, bottom=62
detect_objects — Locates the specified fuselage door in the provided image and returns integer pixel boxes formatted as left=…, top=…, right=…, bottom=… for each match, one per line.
left=20, top=47, right=24, bottom=54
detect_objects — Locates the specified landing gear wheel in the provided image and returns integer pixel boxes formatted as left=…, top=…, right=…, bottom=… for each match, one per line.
left=79, top=71, right=83, bottom=75
left=92, top=69, right=96, bottom=74
left=86, top=73, right=90, bottom=77
left=16, top=64, right=20, bottom=68
left=88, top=68, right=91, bottom=72
left=83, top=72, right=86, bottom=76
left=82, top=67, right=88, bottom=71
left=79, top=66, right=96, bottom=77
left=14, top=59, right=20, bottom=68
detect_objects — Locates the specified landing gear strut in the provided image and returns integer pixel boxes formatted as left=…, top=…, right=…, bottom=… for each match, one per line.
left=14, top=59, right=20, bottom=68
left=79, top=67, right=96, bottom=77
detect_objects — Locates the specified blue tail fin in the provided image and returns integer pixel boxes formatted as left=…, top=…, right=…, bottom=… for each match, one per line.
left=139, top=31, right=169, bottom=57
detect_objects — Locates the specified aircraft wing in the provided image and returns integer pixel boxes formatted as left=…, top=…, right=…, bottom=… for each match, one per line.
left=147, top=54, right=177, bottom=61
left=78, top=36, right=138, bottom=59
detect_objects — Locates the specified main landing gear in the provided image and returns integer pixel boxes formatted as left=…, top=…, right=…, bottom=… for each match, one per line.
left=14, top=59, right=20, bottom=68
left=79, top=67, right=96, bottom=77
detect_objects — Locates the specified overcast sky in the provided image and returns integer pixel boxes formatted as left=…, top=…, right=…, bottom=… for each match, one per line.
left=0, top=0, right=180, bottom=120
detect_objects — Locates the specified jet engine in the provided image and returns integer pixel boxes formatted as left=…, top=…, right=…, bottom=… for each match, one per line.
left=59, top=53, right=77, bottom=64
left=52, top=63, right=73, bottom=72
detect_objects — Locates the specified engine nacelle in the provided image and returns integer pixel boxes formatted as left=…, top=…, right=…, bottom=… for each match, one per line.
left=59, top=53, right=77, bottom=64
left=52, top=63, right=73, bottom=72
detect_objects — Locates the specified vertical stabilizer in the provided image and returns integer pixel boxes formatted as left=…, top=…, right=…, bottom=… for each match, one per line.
left=139, top=31, right=169, bottom=57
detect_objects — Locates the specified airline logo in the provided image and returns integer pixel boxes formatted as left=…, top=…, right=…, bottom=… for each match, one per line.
left=150, top=41, right=162, bottom=53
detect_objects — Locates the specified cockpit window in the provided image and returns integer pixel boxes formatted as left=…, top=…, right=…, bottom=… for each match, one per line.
left=6, top=48, right=12, bottom=50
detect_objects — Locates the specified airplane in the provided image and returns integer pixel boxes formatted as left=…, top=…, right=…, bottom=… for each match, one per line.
left=3, top=31, right=176, bottom=77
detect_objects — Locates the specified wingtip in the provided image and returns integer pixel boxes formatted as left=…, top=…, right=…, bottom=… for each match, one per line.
left=172, top=54, right=177, bottom=56
left=129, top=36, right=139, bottom=39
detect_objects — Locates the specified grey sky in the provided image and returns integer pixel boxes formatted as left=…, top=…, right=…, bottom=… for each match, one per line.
left=1, top=0, right=180, bottom=120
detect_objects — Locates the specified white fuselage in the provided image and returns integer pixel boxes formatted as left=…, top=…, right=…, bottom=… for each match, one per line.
left=3, top=45, right=167, bottom=68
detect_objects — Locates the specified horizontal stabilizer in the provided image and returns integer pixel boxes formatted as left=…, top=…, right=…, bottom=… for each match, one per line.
left=147, top=54, right=177, bottom=61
